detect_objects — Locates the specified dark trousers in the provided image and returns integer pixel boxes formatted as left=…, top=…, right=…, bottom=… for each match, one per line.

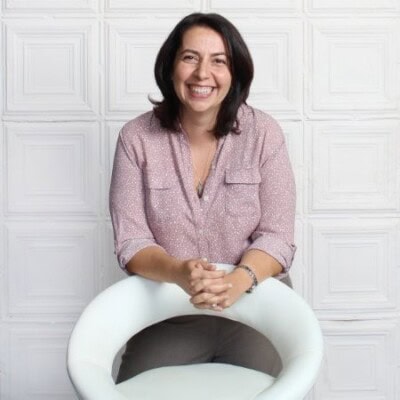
left=116, top=275, right=292, bottom=383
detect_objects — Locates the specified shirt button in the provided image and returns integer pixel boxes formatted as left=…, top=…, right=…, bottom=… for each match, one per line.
left=203, top=195, right=209, bottom=202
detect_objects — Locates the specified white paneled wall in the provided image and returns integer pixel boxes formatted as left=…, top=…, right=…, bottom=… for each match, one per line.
left=1, top=1, right=399, bottom=399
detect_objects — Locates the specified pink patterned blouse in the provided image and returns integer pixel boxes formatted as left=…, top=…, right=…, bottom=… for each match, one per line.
left=109, top=105, right=297, bottom=278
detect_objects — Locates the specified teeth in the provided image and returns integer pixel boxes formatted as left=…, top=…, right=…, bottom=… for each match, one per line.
left=190, top=86, right=213, bottom=95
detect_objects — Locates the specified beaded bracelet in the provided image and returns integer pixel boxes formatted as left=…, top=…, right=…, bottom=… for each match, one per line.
left=235, top=264, right=258, bottom=293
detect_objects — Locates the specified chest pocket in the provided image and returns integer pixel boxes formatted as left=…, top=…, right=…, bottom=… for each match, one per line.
left=225, top=167, right=261, bottom=217
left=144, top=170, right=178, bottom=222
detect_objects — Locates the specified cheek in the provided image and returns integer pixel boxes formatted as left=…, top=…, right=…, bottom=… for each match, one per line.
left=218, top=72, right=232, bottom=89
left=226, top=73, right=233, bottom=87
left=172, top=72, right=185, bottom=97
left=221, top=77, right=232, bottom=96
left=173, top=70, right=192, bottom=94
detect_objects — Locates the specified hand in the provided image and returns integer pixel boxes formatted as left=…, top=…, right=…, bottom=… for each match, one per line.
left=190, top=268, right=252, bottom=311
left=173, top=258, right=228, bottom=296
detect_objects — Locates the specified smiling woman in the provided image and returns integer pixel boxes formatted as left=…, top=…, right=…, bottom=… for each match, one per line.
left=172, top=26, right=232, bottom=120
left=151, top=13, right=254, bottom=138
left=109, top=12, right=296, bottom=383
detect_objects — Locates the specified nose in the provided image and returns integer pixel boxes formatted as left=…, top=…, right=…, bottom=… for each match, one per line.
left=194, top=59, right=210, bottom=80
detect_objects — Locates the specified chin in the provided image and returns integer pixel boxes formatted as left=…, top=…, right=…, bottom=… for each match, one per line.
left=189, top=98, right=221, bottom=111
left=189, top=107, right=217, bottom=115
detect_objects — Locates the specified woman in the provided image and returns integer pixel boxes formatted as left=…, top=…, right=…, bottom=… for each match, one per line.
left=109, top=12, right=296, bottom=382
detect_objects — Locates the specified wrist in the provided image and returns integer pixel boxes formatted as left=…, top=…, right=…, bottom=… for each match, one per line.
left=169, top=259, right=184, bottom=286
left=230, top=268, right=254, bottom=294
left=234, top=264, right=258, bottom=293
left=163, top=255, right=183, bottom=285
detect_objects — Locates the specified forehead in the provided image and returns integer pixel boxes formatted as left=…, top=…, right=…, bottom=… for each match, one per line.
left=180, top=26, right=227, bottom=53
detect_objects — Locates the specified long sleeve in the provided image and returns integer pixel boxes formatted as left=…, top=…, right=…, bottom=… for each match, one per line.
left=109, top=130, right=163, bottom=271
left=108, top=107, right=296, bottom=276
left=247, top=121, right=297, bottom=274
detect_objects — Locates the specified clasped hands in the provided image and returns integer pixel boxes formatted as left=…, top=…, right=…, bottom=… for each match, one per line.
left=178, top=258, right=247, bottom=311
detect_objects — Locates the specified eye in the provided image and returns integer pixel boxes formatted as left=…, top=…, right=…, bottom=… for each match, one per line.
left=182, top=54, right=198, bottom=63
left=213, top=58, right=227, bottom=66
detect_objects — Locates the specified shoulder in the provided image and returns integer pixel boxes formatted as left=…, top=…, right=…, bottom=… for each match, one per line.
left=117, top=111, right=175, bottom=166
left=237, top=105, right=285, bottom=157
left=239, top=105, right=284, bottom=141
left=119, top=111, right=165, bottom=143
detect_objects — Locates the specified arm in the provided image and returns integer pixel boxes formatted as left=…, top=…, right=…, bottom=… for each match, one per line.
left=191, top=125, right=296, bottom=309
left=243, top=135, right=297, bottom=277
left=109, top=132, right=164, bottom=270
left=126, top=246, right=228, bottom=296
left=110, top=130, right=230, bottom=295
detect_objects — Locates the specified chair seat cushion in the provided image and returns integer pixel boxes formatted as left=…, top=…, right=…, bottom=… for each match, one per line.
left=116, top=363, right=275, bottom=400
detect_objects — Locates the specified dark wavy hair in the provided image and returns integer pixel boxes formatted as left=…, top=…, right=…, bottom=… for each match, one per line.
left=150, top=13, right=254, bottom=138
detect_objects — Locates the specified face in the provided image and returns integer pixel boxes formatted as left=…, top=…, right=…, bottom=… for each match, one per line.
left=172, top=26, right=232, bottom=121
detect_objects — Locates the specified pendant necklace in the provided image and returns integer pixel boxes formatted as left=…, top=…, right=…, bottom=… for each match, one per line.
left=194, top=140, right=215, bottom=198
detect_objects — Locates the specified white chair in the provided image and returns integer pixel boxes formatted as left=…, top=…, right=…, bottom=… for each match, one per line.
left=67, top=264, right=323, bottom=400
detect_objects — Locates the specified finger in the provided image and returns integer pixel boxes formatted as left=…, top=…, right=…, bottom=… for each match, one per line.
left=189, top=268, right=225, bottom=282
left=194, top=303, right=223, bottom=312
left=190, top=291, right=215, bottom=305
left=186, top=261, right=200, bottom=272
left=196, top=258, right=210, bottom=268
left=208, top=294, right=230, bottom=306
left=191, top=292, right=229, bottom=306
left=219, top=298, right=233, bottom=309
left=194, top=261, right=205, bottom=270
left=197, top=258, right=219, bottom=272
left=202, top=263, right=216, bottom=271
left=190, top=277, right=226, bottom=292
left=189, top=267, right=206, bottom=281
left=203, top=282, right=233, bottom=294
left=192, top=280, right=232, bottom=294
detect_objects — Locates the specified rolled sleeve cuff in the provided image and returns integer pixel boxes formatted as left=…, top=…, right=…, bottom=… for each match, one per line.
left=248, top=233, right=297, bottom=276
left=116, top=239, right=164, bottom=272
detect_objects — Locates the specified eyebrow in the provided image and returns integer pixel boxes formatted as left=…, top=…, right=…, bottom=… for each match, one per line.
left=179, top=49, right=228, bottom=57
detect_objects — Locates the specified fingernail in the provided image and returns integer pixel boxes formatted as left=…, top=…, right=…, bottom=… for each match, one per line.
left=228, top=283, right=233, bottom=288
left=202, top=257, right=208, bottom=262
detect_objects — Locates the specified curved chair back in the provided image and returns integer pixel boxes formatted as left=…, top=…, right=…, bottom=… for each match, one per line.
left=67, top=264, right=323, bottom=400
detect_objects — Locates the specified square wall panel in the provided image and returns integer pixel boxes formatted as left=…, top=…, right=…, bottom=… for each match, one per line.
left=314, top=321, right=398, bottom=400
left=306, top=121, right=400, bottom=212
left=5, top=222, right=98, bottom=318
left=3, top=0, right=98, bottom=12
left=5, top=20, right=98, bottom=117
left=208, top=0, right=303, bottom=13
left=232, top=19, right=303, bottom=118
left=105, top=0, right=201, bottom=12
left=307, top=20, right=400, bottom=117
left=2, top=326, right=76, bottom=400
left=107, top=20, right=177, bottom=115
left=307, top=0, right=400, bottom=13
left=310, top=219, right=398, bottom=317
left=6, top=122, right=100, bottom=214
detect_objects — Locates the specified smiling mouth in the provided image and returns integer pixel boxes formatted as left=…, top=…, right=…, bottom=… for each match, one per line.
left=188, top=85, right=214, bottom=95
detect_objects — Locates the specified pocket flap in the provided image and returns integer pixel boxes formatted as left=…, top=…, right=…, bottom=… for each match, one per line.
left=225, top=167, right=261, bottom=184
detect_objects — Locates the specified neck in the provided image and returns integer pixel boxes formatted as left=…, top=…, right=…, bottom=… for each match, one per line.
left=179, top=110, right=218, bottom=144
